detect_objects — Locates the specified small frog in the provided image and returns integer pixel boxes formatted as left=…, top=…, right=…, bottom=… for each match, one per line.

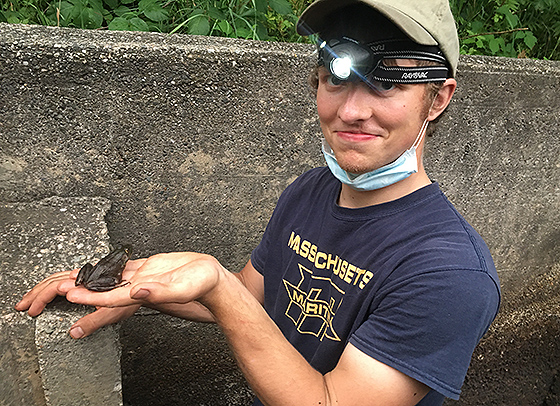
left=75, top=245, right=132, bottom=292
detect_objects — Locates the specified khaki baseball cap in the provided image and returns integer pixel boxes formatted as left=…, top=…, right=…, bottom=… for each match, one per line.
left=297, top=0, right=460, bottom=77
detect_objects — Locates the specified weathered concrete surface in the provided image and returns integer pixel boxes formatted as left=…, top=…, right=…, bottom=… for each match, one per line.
left=1, top=23, right=559, bottom=405
left=36, top=308, right=123, bottom=406
left=0, top=312, right=46, bottom=406
left=0, top=197, right=124, bottom=405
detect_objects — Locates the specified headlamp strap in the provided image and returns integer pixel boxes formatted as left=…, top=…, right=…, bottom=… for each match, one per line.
left=366, top=38, right=447, bottom=64
left=318, top=37, right=450, bottom=84
left=374, top=64, right=449, bottom=83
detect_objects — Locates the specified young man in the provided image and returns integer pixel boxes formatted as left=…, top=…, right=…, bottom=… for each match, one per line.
left=16, top=0, right=501, bottom=404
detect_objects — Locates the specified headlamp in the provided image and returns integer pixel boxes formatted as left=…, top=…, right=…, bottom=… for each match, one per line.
left=318, top=37, right=449, bottom=86
left=330, top=56, right=352, bottom=80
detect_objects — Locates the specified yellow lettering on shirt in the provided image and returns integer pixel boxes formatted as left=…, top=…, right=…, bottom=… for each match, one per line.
left=288, top=232, right=301, bottom=255
left=300, top=240, right=311, bottom=258
left=287, top=231, right=374, bottom=289
left=308, top=244, right=317, bottom=263
left=315, top=251, right=327, bottom=269
left=359, top=271, right=374, bottom=289
left=344, top=264, right=356, bottom=284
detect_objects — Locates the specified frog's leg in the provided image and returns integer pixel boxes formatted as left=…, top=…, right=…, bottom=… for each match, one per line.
left=85, top=277, right=131, bottom=292
left=75, top=263, right=94, bottom=286
left=113, top=280, right=131, bottom=289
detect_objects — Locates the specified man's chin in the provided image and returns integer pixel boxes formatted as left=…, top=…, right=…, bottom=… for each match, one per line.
left=338, top=163, right=373, bottom=175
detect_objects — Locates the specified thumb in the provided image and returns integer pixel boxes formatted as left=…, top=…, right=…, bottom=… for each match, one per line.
left=69, top=305, right=140, bottom=339
left=130, top=282, right=163, bottom=301
left=131, top=287, right=151, bottom=299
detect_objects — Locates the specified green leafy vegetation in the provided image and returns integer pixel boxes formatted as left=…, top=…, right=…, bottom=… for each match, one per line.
left=0, top=0, right=310, bottom=40
left=1, top=0, right=559, bottom=59
left=164, top=0, right=305, bottom=41
left=451, top=0, right=560, bottom=60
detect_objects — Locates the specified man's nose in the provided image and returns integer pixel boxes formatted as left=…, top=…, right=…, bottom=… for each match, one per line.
left=337, top=84, right=374, bottom=123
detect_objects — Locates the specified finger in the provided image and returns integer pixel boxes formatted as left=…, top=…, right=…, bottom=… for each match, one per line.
left=125, top=258, right=148, bottom=272
left=15, top=271, right=73, bottom=313
left=66, top=285, right=141, bottom=308
left=69, top=305, right=140, bottom=339
left=120, top=258, right=148, bottom=280
left=58, top=278, right=79, bottom=292
left=15, top=271, right=72, bottom=307
left=69, top=268, right=80, bottom=278
left=25, top=278, right=75, bottom=317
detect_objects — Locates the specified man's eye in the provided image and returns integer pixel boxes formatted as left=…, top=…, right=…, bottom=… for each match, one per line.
left=326, top=75, right=344, bottom=86
left=370, top=80, right=395, bottom=92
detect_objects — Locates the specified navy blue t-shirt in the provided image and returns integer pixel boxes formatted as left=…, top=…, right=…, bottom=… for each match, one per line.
left=251, top=167, right=500, bottom=405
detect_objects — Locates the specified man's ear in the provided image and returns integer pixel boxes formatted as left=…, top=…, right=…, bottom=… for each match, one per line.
left=427, top=78, right=457, bottom=121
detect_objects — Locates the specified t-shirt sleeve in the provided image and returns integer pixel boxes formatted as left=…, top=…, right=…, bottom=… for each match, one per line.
left=349, top=268, right=500, bottom=400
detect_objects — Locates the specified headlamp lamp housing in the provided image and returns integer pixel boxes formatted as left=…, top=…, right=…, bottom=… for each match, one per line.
left=318, top=37, right=449, bottom=85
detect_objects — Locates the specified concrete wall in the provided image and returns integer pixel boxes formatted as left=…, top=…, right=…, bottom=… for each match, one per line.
left=1, top=23, right=559, bottom=405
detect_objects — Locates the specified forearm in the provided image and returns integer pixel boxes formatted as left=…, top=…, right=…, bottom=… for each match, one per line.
left=200, top=267, right=328, bottom=406
left=146, top=301, right=215, bottom=323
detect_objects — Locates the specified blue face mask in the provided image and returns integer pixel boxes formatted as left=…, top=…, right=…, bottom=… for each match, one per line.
left=322, top=120, right=429, bottom=192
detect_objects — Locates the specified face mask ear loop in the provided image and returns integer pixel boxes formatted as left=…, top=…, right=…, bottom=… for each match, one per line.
left=412, top=95, right=437, bottom=149
left=412, top=119, right=430, bottom=149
